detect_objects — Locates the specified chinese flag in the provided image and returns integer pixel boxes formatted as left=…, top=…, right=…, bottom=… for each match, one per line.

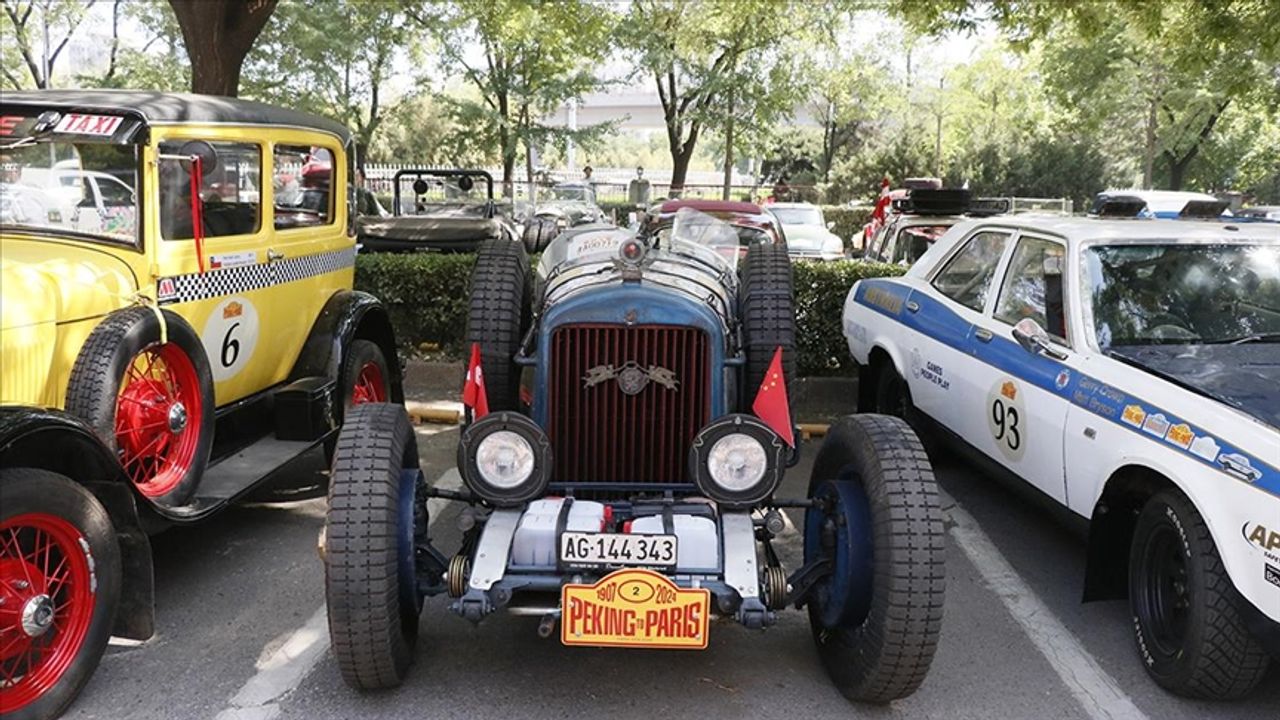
left=462, top=343, right=489, bottom=419
left=752, top=346, right=794, bottom=447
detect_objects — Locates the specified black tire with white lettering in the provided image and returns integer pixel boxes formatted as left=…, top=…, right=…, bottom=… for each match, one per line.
left=1128, top=490, right=1270, bottom=699
left=464, top=238, right=529, bottom=411
left=805, top=414, right=945, bottom=703
left=325, top=404, right=423, bottom=690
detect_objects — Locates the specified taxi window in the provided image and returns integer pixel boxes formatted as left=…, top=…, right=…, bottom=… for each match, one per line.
left=931, top=230, right=1011, bottom=312
left=159, top=141, right=262, bottom=240
left=994, top=236, right=1069, bottom=342
left=274, top=145, right=334, bottom=229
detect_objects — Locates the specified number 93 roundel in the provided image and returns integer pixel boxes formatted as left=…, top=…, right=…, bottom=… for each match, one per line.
left=201, top=296, right=260, bottom=382
left=986, top=376, right=1026, bottom=461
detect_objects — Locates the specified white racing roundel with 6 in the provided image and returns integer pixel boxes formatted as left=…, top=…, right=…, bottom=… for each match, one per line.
left=202, top=296, right=259, bottom=382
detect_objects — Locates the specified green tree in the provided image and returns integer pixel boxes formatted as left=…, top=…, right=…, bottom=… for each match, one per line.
left=619, top=0, right=827, bottom=196
left=1, top=0, right=97, bottom=89
left=409, top=0, right=615, bottom=197
left=80, top=0, right=189, bottom=92
left=244, top=0, right=410, bottom=164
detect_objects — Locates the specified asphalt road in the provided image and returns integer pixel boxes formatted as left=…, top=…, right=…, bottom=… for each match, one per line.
left=67, top=423, right=1279, bottom=720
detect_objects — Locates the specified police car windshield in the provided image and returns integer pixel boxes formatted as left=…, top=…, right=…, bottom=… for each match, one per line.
left=1085, top=243, right=1280, bottom=347
left=0, top=142, right=138, bottom=243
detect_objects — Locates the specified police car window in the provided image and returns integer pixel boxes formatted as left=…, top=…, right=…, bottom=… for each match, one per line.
left=931, top=230, right=1011, bottom=312
left=159, top=141, right=261, bottom=240
left=994, top=236, right=1068, bottom=342
left=274, top=145, right=333, bottom=229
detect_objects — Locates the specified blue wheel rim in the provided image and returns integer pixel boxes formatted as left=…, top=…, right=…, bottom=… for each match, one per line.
left=804, top=472, right=874, bottom=629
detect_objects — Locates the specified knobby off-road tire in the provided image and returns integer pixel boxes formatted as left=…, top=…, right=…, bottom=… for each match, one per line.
left=0, top=468, right=122, bottom=720
left=1129, top=490, right=1270, bottom=699
left=739, top=243, right=796, bottom=415
left=65, top=307, right=214, bottom=506
left=325, top=404, right=423, bottom=690
left=806, top=414, right=945, bottom=703
left=465, top=238, right=530, bottom=411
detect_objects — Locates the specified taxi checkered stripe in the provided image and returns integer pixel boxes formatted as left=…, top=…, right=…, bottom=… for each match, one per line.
left=157, top=246, right=356, bottom=305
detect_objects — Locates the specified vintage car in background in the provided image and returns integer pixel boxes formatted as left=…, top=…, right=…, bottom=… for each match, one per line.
left=0, top=90, right=402, bottom=720
left=322, top=209, right=946, bottom=703
left=863, top=188, right=1009, bottom=267
left=355, top=168, right=528, bottom=253
left=843, top=214, right=1280, bottom=699
left=642, top=199, right=787, bottom=257
left=522, top=180, right=609, bottom=249
left=768, top=201, right=845, bottom=261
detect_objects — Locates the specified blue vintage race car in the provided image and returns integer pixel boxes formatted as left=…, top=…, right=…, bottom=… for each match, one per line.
left=843, top=213, right=1280, bottom=699
left=321, top=208, right=946, bottom=703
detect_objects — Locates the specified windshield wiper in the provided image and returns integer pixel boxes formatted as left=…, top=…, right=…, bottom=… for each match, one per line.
left=1210, top=333, right=1280, bottom=345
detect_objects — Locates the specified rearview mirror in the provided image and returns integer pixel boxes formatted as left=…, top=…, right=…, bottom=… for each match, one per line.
left=1012, top=318, right=1067, bottom=360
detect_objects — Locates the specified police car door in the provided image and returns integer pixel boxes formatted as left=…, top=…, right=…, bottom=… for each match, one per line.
left=966, top=231, right=1074, bottom=503
left=909, top=228, right=1016, bottom=430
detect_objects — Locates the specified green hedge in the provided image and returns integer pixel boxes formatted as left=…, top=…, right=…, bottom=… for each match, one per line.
left=354, top=252, right=903, bottom=375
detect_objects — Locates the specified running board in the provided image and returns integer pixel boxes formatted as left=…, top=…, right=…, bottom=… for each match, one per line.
left=160, top=434, right=330, bottom=522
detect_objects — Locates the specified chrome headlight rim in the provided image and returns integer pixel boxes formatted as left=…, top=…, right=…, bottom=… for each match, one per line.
left=458, top=412, right=552, bottom=506
left=689, top=414, right=785, bottom=507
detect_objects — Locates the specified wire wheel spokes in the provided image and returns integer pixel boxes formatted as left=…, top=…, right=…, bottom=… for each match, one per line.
left=114, top=342, right=203, bottom=498
left=351, top=361, right=387, bottom=405
left=0, top=515, right=94, bottom=713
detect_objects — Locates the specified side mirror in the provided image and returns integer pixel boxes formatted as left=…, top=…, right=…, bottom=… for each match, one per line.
left=178, top=140, right=218, bottom=177
left=1012, top=318, right=1067, bottom=360
left=826, top=220, right=835, bottom=230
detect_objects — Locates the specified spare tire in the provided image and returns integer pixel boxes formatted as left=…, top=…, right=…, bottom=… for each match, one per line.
left=739, top=243, right=796, bottom=418
left=464, top=238, right=530, bottom=411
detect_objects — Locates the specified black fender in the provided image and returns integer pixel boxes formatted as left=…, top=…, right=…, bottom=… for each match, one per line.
left=289, top=289, right=405, bottom=403
left=0, top=405, right=155, bottom=640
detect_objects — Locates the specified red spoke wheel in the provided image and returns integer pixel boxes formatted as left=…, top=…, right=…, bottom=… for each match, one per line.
left=340, top=340, right=391, bottom=412
left=114, top=343, right=203, bottom=499
left=0, top=469, right=120, bottom=720
left=66, top=308, right=214, bottom=508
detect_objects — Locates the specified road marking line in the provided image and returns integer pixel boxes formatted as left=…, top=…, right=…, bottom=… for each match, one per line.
left=941, top=490, right=1149, bottom=720
left=214, top=465, right=462, bottom=720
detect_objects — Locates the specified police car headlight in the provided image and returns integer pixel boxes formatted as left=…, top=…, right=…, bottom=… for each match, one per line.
left=459, top=413, right=551, bottom=506
left=689, top=414, right=785, bottom=507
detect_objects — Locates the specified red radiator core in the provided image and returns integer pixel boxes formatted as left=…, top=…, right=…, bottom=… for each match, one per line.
left=548, top=324, right=710, bottom=485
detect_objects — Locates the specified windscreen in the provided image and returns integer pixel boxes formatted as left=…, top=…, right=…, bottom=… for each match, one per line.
left=1085, top=242, right=1280, bottom=347
left=770, top=206, right=822, bottom=226
left=1, top=140, right=139, bottom=242
left=666, top=207, right=743, bottom=271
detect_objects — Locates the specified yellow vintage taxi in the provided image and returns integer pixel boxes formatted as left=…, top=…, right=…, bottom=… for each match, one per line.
left=0, top=90, right=401, bottom=720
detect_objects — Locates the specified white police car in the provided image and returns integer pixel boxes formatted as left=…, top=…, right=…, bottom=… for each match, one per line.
left=841, top=214, right=1280, bottom=699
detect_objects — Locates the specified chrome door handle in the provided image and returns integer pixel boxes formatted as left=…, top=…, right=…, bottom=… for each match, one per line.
left=974, top=328, right=994, bottom=343
left=905, top=300, right=920, bottom=313
left=266, top=248, right=285, bottom=262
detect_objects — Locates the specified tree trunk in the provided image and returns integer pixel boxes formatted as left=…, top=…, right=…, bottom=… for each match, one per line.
left=1142, top=95, right=1157, bottom=189
left=669, top=126, right=700, bottom=199
left=722, top=87, right=736, bottom=200
left=169, top=0, right=279, bottom=97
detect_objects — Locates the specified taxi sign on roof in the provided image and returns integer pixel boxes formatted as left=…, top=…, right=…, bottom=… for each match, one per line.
left=53, top=113, right=123, bottom=137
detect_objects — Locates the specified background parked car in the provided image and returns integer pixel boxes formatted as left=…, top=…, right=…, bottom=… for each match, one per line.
left=768, top=201, right=845, bottom=260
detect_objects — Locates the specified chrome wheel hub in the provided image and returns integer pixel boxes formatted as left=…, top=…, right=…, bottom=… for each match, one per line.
left=21, top=593, right=54, bottom=637
left=168, top=401, right=188, bottom=433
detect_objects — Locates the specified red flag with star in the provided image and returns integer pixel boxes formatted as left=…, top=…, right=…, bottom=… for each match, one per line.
left=462, top=342, right=489, bottom=419
left=752, top=346, right=793, bottom=447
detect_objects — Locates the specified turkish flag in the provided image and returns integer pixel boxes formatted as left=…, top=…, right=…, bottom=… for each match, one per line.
left=752, top=346, right=794, bottom=447
left=462, top=342, right=489, bottom=419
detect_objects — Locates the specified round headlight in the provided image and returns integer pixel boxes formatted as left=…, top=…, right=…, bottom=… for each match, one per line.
left=475, top=430, right=535, bottom=488
left=459, top=412, right=552, bottom=506
left=707, top=433, right=767, bottom=491
left=689, top=414, right=786, bottom=507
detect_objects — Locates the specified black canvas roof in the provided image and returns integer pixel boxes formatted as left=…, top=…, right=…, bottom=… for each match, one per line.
left=0, top=89, right=350, bottom=143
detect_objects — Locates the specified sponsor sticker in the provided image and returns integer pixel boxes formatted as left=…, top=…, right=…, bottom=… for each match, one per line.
left=1164, top=423, right=1194, bottom=450
left=209, top=251, right=257, bottom=269
left=1141, top=412, right=1170, bottom=438
left=1054, top=369, right=1071, bottom=390
left=987, top=377, right=1026, bottom=461
left=1266, top=564, right=1280, bottom=590
left=561, top=568, right=710, bottom=649
left=1189, top=435, right=1220, bottom=462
